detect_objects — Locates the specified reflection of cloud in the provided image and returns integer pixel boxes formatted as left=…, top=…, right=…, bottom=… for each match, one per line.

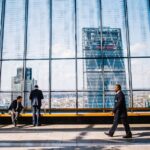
left=52, top=44, right=74, bottom=57
left=132, top=58, right=150, bottom=89
left=123, top=42, right=150, bottom=89
left=52, top=60, right=75, bottom=90
left=124, top=42, right=150, bottom=89
left=130, top=43, right=149, bottom=55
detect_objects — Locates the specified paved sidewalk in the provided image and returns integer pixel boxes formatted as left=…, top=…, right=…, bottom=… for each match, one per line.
left=0, top=124, right=150, bottom=150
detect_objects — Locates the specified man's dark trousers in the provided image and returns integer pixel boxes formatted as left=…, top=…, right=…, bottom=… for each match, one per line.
left=109, top=110, right=131, bottom=135
left=32, top=106, right=41, bottom=126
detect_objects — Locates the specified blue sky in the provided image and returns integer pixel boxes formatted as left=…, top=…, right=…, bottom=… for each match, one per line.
left=0, top=0, right=150, bottom=91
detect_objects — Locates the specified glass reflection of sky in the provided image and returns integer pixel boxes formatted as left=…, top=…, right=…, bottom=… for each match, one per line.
left=0, top=0, right=150, bottom=91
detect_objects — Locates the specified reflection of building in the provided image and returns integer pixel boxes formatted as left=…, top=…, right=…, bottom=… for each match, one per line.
left=0, top=96, right=10, bottom=109
left=82, top=27, right=127, bottom=108
left=51, top=93, right=76, bottom=108
left=133, top=92, right=150, bottom=108
left=11, top=68, right=37, bottom=106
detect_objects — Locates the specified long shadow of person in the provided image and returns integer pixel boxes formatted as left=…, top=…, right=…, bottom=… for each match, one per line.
left=133, top=131, right=150, bottom=138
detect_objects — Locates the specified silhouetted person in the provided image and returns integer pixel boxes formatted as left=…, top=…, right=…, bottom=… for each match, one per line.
left=8, top=96, right=24, bottom=127
left=29, top=85, right=44, bottom=126
left=105, top=84, right=132, bottom=138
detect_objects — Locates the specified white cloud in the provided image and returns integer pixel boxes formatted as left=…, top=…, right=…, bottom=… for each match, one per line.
left=52, top=43, right=74, bottom=57
left=131, top=58, right=150, bottom=89
left=130, top=42, right=150, bottom=56
left=123, top=42, right=150, bottom=89
left=52, top=60, right=76, bottom=90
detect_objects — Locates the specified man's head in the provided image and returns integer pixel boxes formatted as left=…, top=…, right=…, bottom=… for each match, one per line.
left=17, top=96, right=22, bottom=103
left=115, top=84, right=121, bottom=93
left=34, top=85, right=38, bottom=89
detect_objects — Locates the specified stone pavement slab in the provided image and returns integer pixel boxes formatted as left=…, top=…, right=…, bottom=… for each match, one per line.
left=0, top=124, right=149, bottom=150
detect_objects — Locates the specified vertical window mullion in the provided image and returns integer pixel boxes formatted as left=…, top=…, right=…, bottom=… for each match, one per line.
left=74, top=0, right=78, bottom=114
left=23, top=0, right=29, bottom=107
left=0, top=0, right=6, bottom=92
left=49, top=0, right=52, bottom=113
left=124, top=0, right=133, bottom=110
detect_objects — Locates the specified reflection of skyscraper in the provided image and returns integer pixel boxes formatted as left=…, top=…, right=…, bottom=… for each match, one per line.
left=83, top=27, right=126, bottom=108
left=11, top=68, right=37, bottom=106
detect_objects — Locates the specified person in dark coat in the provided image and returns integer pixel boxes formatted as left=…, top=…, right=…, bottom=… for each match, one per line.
left=104, top=84, right=132, bottom=138
left=29, top=85, right=44, bottom=126
left=8, top=96, right=24, bottom=127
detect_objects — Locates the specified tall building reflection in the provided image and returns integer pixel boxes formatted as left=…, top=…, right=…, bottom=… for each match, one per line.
left=83, top=27, right=127, bottom=108
left=11, top=68, right=37, bottom=106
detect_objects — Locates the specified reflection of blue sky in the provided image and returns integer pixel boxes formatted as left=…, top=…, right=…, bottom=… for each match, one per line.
left=127, top=0, right=150, bottom=89
left=27, top=0, right=49, bottom=58
left=128, top=0, right=149, bottom=43
left=0, top=0, right=150, bottom=91
left=102, top=0, right=127, bottom=57
left=3, top=0, right=25, bottom=59
left=77, top=0, right=99, bottom=57
left=131, top=58, right=150, bottom=89
left=52, top=0, right=75, bottom=58
left=1, top=61, right=23, bottom=91
left=0, top=0, right=2, bottom=32
left=128, top=0, right=150, bottom=56
left=52, top=60, right=76, bottom=90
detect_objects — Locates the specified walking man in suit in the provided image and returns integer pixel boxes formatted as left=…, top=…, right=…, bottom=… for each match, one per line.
left=105, top=84, right=132, bottom=138
left=29, top=85, right=44, bottom=126
left=8, top=96, right=24, bottom=127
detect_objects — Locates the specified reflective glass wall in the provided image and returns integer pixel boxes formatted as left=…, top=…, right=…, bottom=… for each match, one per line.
left=0, top=0, right=150, bottom=111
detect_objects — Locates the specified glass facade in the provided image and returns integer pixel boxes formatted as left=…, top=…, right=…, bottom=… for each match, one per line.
left=0, top=0, right=150, bottom=111
left=82, top=27, right=127, bottom=108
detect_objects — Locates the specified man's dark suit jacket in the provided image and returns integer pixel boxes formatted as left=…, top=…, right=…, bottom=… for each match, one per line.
left=113, top=91, right=127, bottom=117
left=29, top=89, right=44, bottom=107
left=8, top=100, right=24, bottom=113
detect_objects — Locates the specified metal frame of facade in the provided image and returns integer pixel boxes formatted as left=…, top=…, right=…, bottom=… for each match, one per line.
left=23, top=0, right=29, bottom=106
left=123, top=0, right=133, bottom=109
left=0, top=0, right=6, bottom=91
left=49, top=0, right=52, bottom=113
left=74, top=0, right=78, bottom=114
left=0, top=0, right=149, bottom=112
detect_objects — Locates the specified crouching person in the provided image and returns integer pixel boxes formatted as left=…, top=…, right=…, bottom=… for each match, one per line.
left=8, top=96, right=24, bottom=127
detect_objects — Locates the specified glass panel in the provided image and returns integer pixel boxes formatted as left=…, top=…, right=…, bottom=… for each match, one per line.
left=52, top=0, right=75, bottom=58
left=78, top=92, right=103, bottom=108
left=1, top=61, right=23, bottom=91
left=78, top=58, right=103, bottom=108
left=131, top=58, right=150, bottom=89
left=52, top=60, right=75, bottom=90
left=105, top=93, right=114, bottom=108
left=0, top=92, right=11, bottom=109
left=3, top=0, right=25, bottom=59
left=0, top=0, right=2, bottom=32
left=133, top=91, right=150, bottom=108
left=104, top=58, right=129, bottom=91
left=1, top=0, right=150, bottom=112
left=77, top=0, right=100, bottom=57
left=127, top=0, right=150, bottom=56
left=41, top=92, right=49, bottom=110
left=102, top=0, right=127, bottom=57
left=26, top=61, right=49, bottom=91
left=78, top=59, right=85, bottom=90
left=82, top=28, right=104, bottom=59
left=11, top=91, right=22, bottom=104
left=27, top=0, right=49, bottom=58
left=105, top=91, right=130, bottom=108
left=78, top=59, right=103, bottom=91
left=51, top=92, right=76, bottom=108
left=25, top=92, right=49, bottom=109
left=82, top=28, right=125, bottom=58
